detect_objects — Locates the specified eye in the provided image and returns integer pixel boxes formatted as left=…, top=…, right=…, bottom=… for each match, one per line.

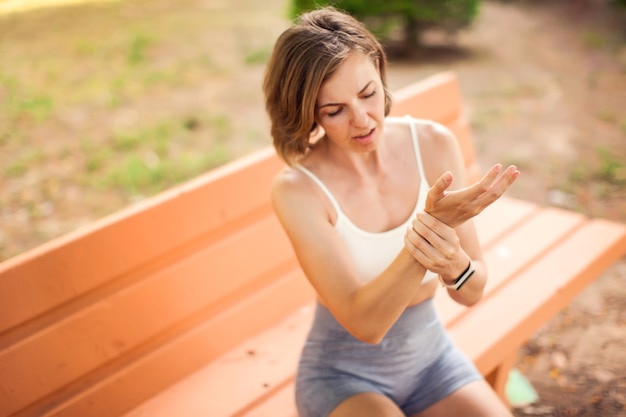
left=363, top=90, right=376, bottom=99
left=327, top=107, right=343, bottom=117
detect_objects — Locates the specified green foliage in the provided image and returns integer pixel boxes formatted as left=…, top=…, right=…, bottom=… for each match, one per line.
left=127, top=33, right=154, bottom=66
left=291, top=0, right=480, bottom=47
left=244, top=48, right=271, bottom=65
left=596, top=147, right=626, bottom=185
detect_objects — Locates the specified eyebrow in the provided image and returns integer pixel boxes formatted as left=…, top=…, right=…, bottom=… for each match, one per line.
left=317, top=81, right=374, bottom=109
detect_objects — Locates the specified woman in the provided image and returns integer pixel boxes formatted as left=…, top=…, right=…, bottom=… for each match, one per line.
left=263, top=7, right=520, bottom=417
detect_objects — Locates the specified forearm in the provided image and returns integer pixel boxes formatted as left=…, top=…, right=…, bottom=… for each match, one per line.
left=341, top=248, right=427, bottom=344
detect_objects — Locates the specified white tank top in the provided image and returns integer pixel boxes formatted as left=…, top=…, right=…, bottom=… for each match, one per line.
left=296, top=116, right=438, bottom=284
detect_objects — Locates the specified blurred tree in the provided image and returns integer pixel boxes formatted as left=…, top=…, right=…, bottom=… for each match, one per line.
left=291, top=0, right=481, bottom=51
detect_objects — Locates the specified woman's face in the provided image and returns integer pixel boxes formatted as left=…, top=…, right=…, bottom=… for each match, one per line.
left=315, top=52, right=386, bottom=153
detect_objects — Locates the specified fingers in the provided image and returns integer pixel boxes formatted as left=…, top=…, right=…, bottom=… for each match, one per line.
left=409, top=214, right=459, bottom=260
left=481, top=163, right=503, bottom=186
left=427, top=171, right=453, bottom=203
left=404, top=227, right=437, bottom=267
left=491, top=165, right=520, bottom=194
left=417, top=212, right=455, bottom=241
left=464, top=163, right=503, bottom=196
left=424, top=163, right=520, bottom=227
left=429, top=165, right=503, bottom=208
left=474, top=165, right=520, bottom=206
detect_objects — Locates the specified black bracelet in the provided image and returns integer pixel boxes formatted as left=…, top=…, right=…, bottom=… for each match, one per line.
left=438, top=260, right=476, bottom=291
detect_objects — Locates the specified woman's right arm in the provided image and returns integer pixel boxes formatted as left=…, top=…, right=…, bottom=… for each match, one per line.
left=271, top=169, right=427, bottom=344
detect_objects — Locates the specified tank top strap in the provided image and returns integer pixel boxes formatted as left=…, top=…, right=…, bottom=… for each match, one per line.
left=404, top=115, right=429, bottom=184
left=294, top=164, right=343, bottom=216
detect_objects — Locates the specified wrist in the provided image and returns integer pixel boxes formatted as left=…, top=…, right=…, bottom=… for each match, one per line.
left=439, top=259, right=476, bottom=290
left=440, top=257, right=470, bottom=284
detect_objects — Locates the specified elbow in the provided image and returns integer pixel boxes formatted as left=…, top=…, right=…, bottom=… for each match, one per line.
left=346, top=324, right=387, bottom=345
left=451, top=288, right=483, bottom=307
left=461, top=296, right=481, bottom=307
left=357, top=332, right=385, bottom=345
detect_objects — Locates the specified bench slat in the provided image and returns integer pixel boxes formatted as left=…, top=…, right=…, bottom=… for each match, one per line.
left=473, top=197, right=537, bottom=248
left=451, top=219, right=626, bottom=376
left=0, top=215, right=299, bottom=416
left=389, top=71, right=462, bottom=124
left=0, top=149, right=282, bottom=336
left=238, top=383, right=298, bottom=417
left=7, top=270, right=313, bottom=417
left=124, top=305, right=313, bottom=417
left=435, top=206, right=586, bottom=325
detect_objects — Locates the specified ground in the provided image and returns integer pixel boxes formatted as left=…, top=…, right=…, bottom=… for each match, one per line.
left=0, top=0, right=625, bottom=415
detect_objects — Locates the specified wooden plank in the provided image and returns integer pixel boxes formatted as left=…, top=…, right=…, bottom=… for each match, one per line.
left=450, top=219, right=626, bottom=376
left=390, top=71, right=462, bottom=124
left=124, top=305, right=314, bottom=417
left=472, top=197, right=537, bottom=249
left=0, top=148, right=282, bottom=335
left=435, top=206, right=586, bottom=325
left=238, top=383, right=298, bottom=417
left=0, top=215, right=296, bottom=416
left=26, top=270, right=314, bottom=417
left=474, top=198, right=537, bottom=245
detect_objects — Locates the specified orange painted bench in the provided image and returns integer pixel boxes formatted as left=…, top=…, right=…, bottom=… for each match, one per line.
left=1, top=72, right=625, bottom=417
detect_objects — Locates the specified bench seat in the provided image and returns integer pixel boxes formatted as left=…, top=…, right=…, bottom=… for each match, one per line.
left=122, top=197, right=626, bottom=417
left=1, top=72, right=624, bottom=417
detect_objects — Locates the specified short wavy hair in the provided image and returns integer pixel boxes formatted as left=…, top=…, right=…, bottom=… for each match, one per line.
left=263, top=7, right=393, bottom=165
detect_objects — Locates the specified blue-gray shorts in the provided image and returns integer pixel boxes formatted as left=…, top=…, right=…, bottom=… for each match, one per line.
left=295, top=299, right=482, bottom=417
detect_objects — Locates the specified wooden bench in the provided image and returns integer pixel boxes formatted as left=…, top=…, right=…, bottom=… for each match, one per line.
left=1, top=71, right=624, bottom=417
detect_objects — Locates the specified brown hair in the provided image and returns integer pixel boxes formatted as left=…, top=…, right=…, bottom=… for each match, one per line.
left=263, top=7, right=393, bottom=165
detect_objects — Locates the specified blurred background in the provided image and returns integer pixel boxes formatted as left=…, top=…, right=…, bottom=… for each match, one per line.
left=0, top=0, right=625, bottom=415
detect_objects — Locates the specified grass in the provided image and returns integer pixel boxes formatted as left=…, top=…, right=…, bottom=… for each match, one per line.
left=583, top=31, right=610, bottom=49
left=72, top=115, right=235, bottom=196
left=557, top=147, right=625, bottom=206
left=244, top=48, right=271, bottom=65
left=5, top=149, right=46, bottom=177
left=596, top=147, right=626, bottom=184
left=2, top=0, right=623, bottom=263
left=0, top=0, right=272, bottom=230
left=101, top=145, right=231, bottom=196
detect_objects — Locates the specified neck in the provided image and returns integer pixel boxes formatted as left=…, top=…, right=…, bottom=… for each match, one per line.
left=321, top=136, right=390, bottom=179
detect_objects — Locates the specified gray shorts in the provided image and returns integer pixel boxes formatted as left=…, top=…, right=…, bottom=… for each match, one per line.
left=295, top=299, right=482, bottom=417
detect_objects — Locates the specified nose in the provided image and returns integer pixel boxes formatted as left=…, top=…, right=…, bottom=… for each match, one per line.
left=351, top=104, right=369, bottom=128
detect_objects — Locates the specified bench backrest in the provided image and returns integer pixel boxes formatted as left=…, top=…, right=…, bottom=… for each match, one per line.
left=0, top=71, right=474, bottom=417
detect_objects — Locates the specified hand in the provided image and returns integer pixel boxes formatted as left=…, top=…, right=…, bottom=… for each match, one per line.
left=404, top=212, right=468, bottom=279
left=425, top=164, right=520, bottom=228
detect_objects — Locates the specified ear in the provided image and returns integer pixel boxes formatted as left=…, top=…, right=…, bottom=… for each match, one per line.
left=309, top=124, right=325, bottom=146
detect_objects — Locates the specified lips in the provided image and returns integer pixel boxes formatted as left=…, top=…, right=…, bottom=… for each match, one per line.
left=353, top=127, right=375, bottom=141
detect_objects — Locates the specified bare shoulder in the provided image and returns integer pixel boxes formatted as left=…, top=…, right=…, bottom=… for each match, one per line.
left=271, top=164, right=331, bottom=226
left=410, top=118, right=467, bottom=188
left=271, top=166, right=314, bottom=208
left=412, top=119, right=459, bottom=154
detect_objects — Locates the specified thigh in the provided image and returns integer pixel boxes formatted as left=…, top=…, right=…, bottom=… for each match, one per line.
left=409, top=379, right=513, bottom=417
left=329, top=393, right=406, bottom=417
